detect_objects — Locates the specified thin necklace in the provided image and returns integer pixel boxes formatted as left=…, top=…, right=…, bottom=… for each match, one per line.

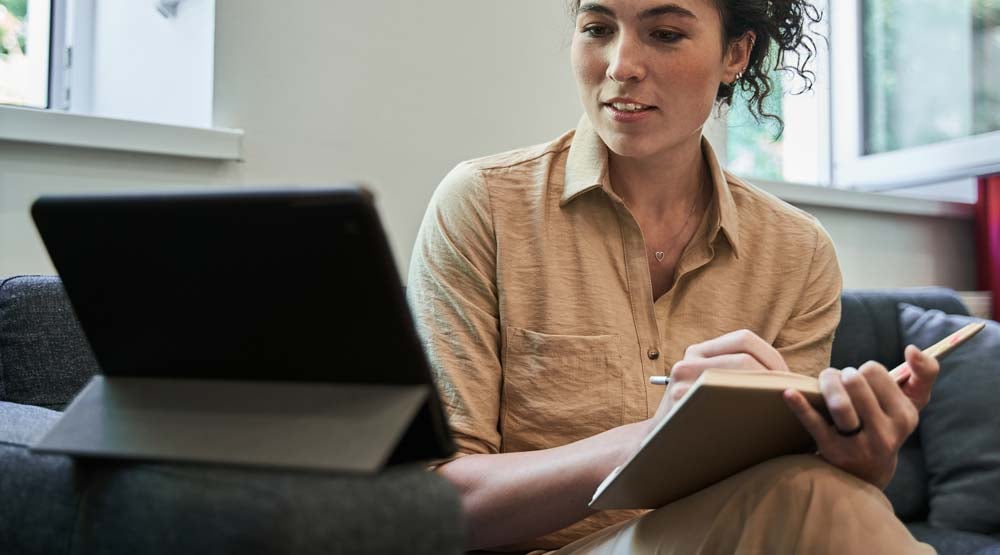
left=654, top=181, right=702, bottom=263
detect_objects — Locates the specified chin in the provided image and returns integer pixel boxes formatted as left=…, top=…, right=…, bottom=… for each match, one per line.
left=598, top=130, right=662, bottom=160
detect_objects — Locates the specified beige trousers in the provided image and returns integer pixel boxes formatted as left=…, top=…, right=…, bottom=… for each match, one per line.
left=544, top=455, right=934, bottom=555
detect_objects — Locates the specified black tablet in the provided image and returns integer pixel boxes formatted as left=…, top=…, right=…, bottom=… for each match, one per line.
left=32, top=187, right=454, bottom=467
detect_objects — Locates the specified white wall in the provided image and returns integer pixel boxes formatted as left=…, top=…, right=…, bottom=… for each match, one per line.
left=211, top=1, right=582, bottom=273
left=0, top=141, right=233, bottom=273
left=0, top=0, right=978, bottom=293
left=795, top=204, right=976, bottom=290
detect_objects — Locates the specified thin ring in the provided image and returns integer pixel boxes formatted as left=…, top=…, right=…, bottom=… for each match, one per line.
left=835, top=421, right=864, bottom=437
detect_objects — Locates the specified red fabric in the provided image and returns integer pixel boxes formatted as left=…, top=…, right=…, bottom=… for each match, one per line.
left=976, top=175, right=1000, bottom=319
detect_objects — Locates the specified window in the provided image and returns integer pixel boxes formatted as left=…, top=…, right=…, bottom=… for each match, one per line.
left=725, top=0, right=994, bottom=202
left=725, top=48, right=828, bottom=186
left=726, top=66, right=785, bottom=182
left=726, top=4, right=830, bottom=187
left=862, top=0, right=999, bottom=155
left=831, top=0, right=999, bottom=195
left=0, top=0, right=51, bottom=108
left=2, top=0, right=214, bottom=127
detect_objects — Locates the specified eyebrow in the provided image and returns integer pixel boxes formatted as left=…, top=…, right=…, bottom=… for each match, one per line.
left=577, top=2, right=698, bottom=20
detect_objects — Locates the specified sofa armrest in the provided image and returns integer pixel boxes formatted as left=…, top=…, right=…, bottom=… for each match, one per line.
left=0, top=276, right=98, bottom=409
left=834, top=287, right=970, bottom=370
left=0, top=401, right=465, bottom=555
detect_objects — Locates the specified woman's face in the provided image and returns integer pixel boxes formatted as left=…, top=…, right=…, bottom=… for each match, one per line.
left=570, top=0, right=742, bottom=161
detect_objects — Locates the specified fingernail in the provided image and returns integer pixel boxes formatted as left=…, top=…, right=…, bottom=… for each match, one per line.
left=842, top=367, right=858, bottom=381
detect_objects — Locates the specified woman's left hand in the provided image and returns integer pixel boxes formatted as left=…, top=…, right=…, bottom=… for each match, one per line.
left=782, top=346, right=940, bottom=488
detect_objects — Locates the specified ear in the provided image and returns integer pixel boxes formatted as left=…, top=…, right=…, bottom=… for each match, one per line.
left=723, top=31, right=756, bottom=85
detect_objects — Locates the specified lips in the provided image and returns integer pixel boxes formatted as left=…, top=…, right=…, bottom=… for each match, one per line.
left=603, top=98, right=657, bottom=123
left=603, top=98, right=657, bottom=112
left=607, top=101, right=654, bottom=112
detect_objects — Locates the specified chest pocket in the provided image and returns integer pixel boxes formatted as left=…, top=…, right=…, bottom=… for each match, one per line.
left=501, top=326, right=624, bottom=453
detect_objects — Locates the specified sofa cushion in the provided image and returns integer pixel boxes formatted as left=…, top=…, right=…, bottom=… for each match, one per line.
left=834, top=288, right=970, bottom=371
left=0, top=402, right=79, bottom=555
left=883, top=440, right=930, bottom=522
left=0, top=276, right=98, bottom=409
left=900, top=303, right=1000, bottom=535
left=908, top=522, right=999, bottom=555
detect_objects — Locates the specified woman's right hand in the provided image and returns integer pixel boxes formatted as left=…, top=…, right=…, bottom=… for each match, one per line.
left=652, top=329, right=789, bottom=422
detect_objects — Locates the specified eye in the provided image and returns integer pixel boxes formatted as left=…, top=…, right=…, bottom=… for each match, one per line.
left=651, top=29, right=684, bottom=43
left=582, top=23, right=614, bottom=39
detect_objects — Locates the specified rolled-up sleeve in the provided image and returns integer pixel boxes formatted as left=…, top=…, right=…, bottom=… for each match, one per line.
left=775, top=224, right=843, bottom=376
left=407, top=162, right=503, bottom=459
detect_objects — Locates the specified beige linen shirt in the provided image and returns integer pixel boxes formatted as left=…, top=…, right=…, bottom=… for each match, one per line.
left=407, top=116, right=843, bottom=550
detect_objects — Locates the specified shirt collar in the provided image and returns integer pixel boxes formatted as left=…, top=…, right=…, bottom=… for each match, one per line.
left=562, top=115, right=609, bottom=205
left=562, top=114, right=742, bottom=258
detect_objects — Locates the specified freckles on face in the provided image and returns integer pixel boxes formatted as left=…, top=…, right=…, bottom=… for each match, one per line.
left=570, top=0, right=729, bottom=159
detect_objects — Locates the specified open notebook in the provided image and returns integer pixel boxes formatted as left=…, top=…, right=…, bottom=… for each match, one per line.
left=590, top=369, right=823, bottom=510
left=591, top=319, right=985, bottom=510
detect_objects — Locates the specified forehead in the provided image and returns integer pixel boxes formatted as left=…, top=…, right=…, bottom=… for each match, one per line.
left=576, top=0, right=719, bottom=22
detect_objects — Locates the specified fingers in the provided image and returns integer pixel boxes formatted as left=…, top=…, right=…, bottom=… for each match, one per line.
left=818, top=368, right=863, bottom=433
left=786, top=384, right=900, bottom=488
left=786, top=364, right=919, bottom=489
left=857, top=361, right=907, bottom=415
left=672, top=353, right=768, bottom=375
left=817, top=363, right=916, bottom=440
left=856, top=361, right=920, bottom=439
left=783, top=389, right=834, bottom=445
left=682, top=329, right=788, bottom=371
left=900, top=344, right=939, bottom=410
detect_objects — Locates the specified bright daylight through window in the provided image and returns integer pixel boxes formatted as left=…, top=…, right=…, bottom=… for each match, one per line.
left=863, top=0, right=1000, bottom=155
left=728, top=0, right=998, bottom=200
left=726, top=41, right=826, bottom=186
left=1, top=0, right=215, bottom=128
left=0, top=0, right=50, bottom=109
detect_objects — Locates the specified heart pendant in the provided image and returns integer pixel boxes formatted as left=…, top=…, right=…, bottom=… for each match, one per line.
left=654, top=251, right=665, bottom=262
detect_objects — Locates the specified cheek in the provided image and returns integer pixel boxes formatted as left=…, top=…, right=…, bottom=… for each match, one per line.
left=570, top=41, right=605, bottom=87
left=665, top=58, right=723, bottom=109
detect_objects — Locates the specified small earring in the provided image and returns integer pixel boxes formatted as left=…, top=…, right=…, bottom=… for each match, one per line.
left=732, top=71, right=744, bottom=85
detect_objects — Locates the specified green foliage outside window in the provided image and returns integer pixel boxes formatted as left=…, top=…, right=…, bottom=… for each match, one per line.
left=0, top=0, right=29, bottom=58
left=0, top=0, right=27, bottom=18
left=726, top=58, right=785, bottom=182
left=0, top=0, right=28, bottom=58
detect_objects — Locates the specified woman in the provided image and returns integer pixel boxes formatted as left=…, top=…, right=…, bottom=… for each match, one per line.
left=407, top=1, right=939, bottom=552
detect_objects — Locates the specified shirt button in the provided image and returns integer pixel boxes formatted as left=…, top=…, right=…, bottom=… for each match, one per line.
left=647, top=349, right=660, bottom=360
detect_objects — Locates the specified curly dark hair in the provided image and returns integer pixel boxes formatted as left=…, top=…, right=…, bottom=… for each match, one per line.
left=569, top=1, right=823, bottom=134
left=715, top=0, right=822, bottom=134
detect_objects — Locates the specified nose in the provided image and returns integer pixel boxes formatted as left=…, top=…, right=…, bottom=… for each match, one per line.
left=606, top=33, right=646, bottom=83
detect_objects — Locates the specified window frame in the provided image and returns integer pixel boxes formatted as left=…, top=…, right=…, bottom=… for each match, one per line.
left=47, top=0, right=67, bottom=109
left=830, top=0, right=1000, bottom=191
left=1, top=0, right=241, bottom=160
left=47, top=0, right=93, bottom=112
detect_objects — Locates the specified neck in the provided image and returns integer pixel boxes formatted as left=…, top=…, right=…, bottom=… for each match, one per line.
left=608, top=137, right=709, bottom=222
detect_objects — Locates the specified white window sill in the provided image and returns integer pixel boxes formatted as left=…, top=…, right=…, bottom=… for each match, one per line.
left=753, top=179, right=975, bottom=220
left=0, top=105, right=243, bottom=160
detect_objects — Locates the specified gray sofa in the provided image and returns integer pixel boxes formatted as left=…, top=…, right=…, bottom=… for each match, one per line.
left=2, top=275, right=999, bottom=554
left=0, top=275, right=464, bottom=555
left=833, top=289, right=1000, bottom=554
